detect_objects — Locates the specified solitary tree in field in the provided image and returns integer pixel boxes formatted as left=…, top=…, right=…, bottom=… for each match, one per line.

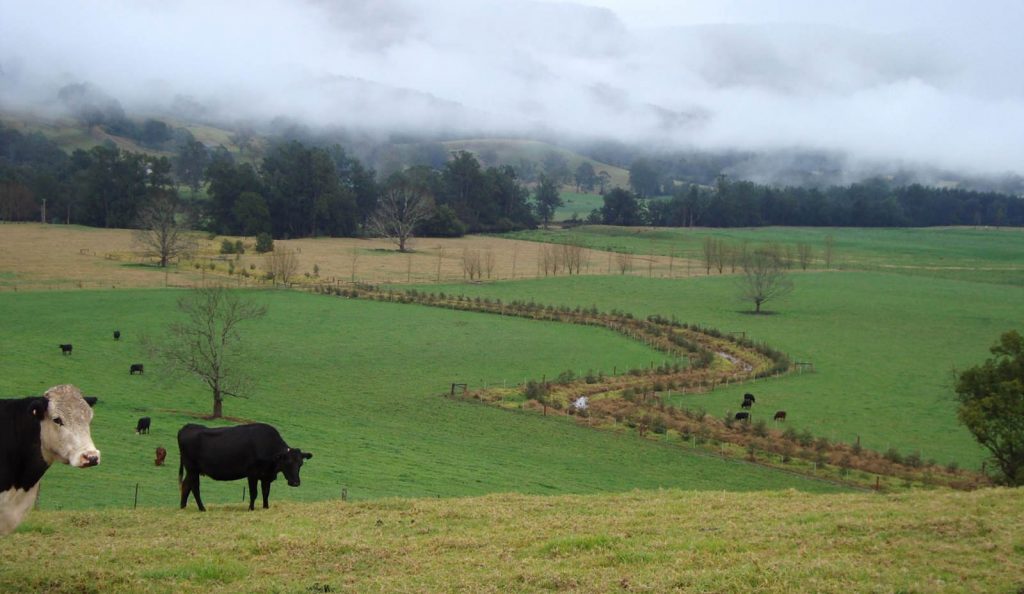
left=134, top=189, right=196, bottom=267
left=265, top=247, right=300, bottom=286
left=737, top=247, right=793, bottom=314
left=955, top=330, right=1024, bottom=486
left=155, top=286, right=267, bottom=419
left=369, top=172, right=434, bottom=252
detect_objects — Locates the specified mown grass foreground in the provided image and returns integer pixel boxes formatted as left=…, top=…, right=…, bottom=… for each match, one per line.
left=3, top=488, right=1022, bottom=593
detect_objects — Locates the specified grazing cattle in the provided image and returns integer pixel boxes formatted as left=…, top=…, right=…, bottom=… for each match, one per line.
left=773, top=410, right=787, bottom=422
left=743, top=393, right=756, bottom=403
left=59, top=344, right=73, bottom=355
left=113, top=330, right=121, bottom=341
left=155, top=446, right=167, bottom=466
left=177, top=423, right=313, bottom=511
left=741, top=399, right=753, bottom=410
left=0, top=385, right=100, bottom=535
left=136, top=417, right=151, bottom=435
left=734, top=412, right=750, bottom=421
left=129, top=363, right=144, bottom=375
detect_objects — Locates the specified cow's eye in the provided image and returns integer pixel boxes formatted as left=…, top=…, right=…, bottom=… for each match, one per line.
left=53, top=417, right=64, bottom=426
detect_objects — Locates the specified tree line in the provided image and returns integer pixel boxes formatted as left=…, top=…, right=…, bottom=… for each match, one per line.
left=588, top=177, right=1024, bottom=228
left=0, top=124, right=543, bottom=238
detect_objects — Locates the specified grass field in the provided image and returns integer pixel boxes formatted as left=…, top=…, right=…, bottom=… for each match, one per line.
left=0, top=289, right=845, bottom=512
left=556, top=192, right=604, bottom=221
left=505, top=225, right=1024, bottom=285
left=423, top=270, right=1023, bottom=468
left=2, top=488, right=1021, bottom=593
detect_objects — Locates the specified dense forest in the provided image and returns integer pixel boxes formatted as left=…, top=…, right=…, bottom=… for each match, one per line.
left=595, top=176, right=1024, bottom=228
left=2, top=122, right=1022, bottom=235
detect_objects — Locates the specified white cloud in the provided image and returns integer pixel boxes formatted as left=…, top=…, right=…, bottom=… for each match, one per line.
left=2, top=0, right=1023, bottom=174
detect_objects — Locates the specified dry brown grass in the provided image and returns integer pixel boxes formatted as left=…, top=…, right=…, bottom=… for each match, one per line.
left=0, top=223, right=704, bottom=290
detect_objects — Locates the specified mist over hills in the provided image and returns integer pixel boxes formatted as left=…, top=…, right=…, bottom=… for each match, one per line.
left=2, top=0, right=1024, bottom=190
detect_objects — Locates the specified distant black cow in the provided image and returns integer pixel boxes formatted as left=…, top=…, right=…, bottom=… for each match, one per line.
left=743, top=393, right=756, bottom=403
left=136, top=417, right=151, bottom=434
left=59, top=344, right=73, bottom=355
left=734, top=412, right=750, bottom=421
left=129, top=363, right=144, bottom=375
left=741, top=399, right=753, bottom=409
left=773, top=410, right=787, bottom=422
left=155, top=446, right=167, bottom=466
left=0, top=385, right=100, bottom=535
left=177, top=423, right=313, bottom=511
left=113, top=330, right=121, bottom=341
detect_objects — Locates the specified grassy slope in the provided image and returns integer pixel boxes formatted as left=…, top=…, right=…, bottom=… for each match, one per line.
left=423, top=271, right=1023, bottom=468
left=2, top=488, right=1022, bottom=593
left=0, top=289, right=844, bottom=512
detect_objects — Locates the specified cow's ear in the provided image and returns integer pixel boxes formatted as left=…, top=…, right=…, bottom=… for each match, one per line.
left=84, top=396, right=98, bottom=407
left=30, top=397, right=49, bottom=419
left=302, top=452, right=313, bottom=460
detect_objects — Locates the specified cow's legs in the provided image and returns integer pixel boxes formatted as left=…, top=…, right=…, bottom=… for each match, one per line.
left=247, top=477, right=258, bottom=511
left=261, top=479, right=271, bottom=509
left=180, top=472, right=191, bottom=509
left=191, top=475, right=206, bottom=512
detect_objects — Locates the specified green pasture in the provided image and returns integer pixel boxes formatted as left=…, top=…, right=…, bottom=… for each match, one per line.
left=0, top=289, right=844, bottom=512
left=424, top=271, right=1023, bottom=468
left=505, top=226, right=1024, bottom=285
left=555, top=192, right=604, bottom=221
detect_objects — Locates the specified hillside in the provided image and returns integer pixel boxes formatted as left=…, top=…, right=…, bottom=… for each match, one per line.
left=2, top=488, right=1021, bottom=592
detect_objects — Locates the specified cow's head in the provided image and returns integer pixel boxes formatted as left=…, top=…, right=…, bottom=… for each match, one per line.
left=275, top=448, right=312, bottom=487
left=33, top=385, right=100, bottom=468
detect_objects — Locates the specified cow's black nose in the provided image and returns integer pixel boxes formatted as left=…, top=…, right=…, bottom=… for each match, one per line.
left=84, top=455, right=99, bottom=467
left=288, top=480, right=299, bottom=487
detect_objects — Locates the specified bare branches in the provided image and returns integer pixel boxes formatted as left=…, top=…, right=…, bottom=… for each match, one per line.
left=134, top=190, right=197, bottom=267
left=154, top=286, right=266, bottom=418
left=265, top=248, right=300, bottom=286
left=369, top=174, right=434, bottom=252
left=738, top=246, right=794, bottom=314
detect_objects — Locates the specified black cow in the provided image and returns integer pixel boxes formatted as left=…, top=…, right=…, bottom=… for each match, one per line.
left=773, top=410, right=787, bottom=422
left=734, top=412, right=750, bottom=421
left=177, top=423, right=312, bottom=512
left=59, top=344, right=73, bottom=355
left=136, top=417, right=151, bottom=434
left=741, top=399, right=753, bottom=410
left=743, top=393, right=756, bottom=403
left=130, top=363, right=144, bottom=375
left=0, top=385, right=100, bottom=535
left=113, top=330, right=121, bottom=341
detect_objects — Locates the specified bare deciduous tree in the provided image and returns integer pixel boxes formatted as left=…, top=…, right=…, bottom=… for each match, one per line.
left=738, top=247, right=794, bottom=314
left=369, top=173, right=434, bottom=253
left=701, top=237, right=716, bottom=275
left=151, top=286, right=267, bottom=418
left=134, top=190, right=196, bottom=267
left=560, top=241, right=585, bottom=275
left=462, top=249, right=482, bottom=280
left=796, top=243, right=814, bottom=270
left=616, top=251, right=634, bottom=275
left=265, top=248, right=299, bottom=286
left=823, top=234, right=836, bottom=269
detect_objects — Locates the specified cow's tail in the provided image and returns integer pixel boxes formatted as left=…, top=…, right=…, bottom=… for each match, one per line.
left=178, top=458, right=184, bottom=487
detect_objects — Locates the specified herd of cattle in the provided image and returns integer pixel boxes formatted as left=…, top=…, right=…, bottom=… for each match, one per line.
left=0, top=381, right=313, bottom=536
left=733, top=393, right=787, bottom=423
left=3, top=336, right=788, bottom=537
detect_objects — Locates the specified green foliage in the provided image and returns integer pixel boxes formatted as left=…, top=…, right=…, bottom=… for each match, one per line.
left=955, top=330, right=1024, bottom=485
left=255, top=232, right=273, bottom=253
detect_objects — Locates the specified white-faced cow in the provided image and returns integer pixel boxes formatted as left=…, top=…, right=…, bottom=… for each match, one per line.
left=177, top=423, right=312, bottom=512
left=0, top=385, right=100, bottom=535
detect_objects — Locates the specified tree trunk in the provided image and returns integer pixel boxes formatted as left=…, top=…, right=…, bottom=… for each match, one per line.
left=212, top=389, right=223, bottom=418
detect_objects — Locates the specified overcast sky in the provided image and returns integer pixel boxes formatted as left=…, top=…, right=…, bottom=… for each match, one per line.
left=2, top=0, right=1023, bottom=175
